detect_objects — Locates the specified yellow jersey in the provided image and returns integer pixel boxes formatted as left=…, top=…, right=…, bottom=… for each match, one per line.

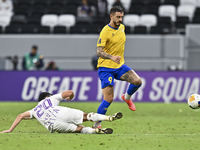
left=97, top=24, right=126, bottom=69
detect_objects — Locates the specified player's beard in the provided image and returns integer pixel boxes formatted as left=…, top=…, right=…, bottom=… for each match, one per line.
left=114, top=20, right=122, bottom=27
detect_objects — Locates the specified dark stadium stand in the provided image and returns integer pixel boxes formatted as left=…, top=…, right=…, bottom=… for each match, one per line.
left=49, top=0, right=68, bottom=6
left=66, top=0, right=81, bottom=6
left=26, top=16, right=41, bottom=26
left=31, top=6, right=47, bottom=17
left=47, top=5, right=65, bottom=15
left=150, top=26, right=165, bottom=34
left=0, top=26, right=2, bottom=33
left=33, top=0, right=51, bottom=7
left=14, top=6, right=31, bottom=16
left=130, top=0, right=144, bottom=6
left=64, top=5, right=78, bottom=16
left=163, top=0, right=180, bottom=7
left=38, top=26, right=51, bottom=34
left=129, top=4, right=143, bottom=15
left=133, top=25, right=147, bottom=34
left=21, top=24, right=39, bottom=34
left=53, top=26, right=67, bottom=34
left=194, top=7, right=200, bottom=16
left=176, top=16, right=190, bottom=29
left=192, top=16, right=200, bottom=23
left=0, top=0, right=199, bottom=34
left=10, top=15, right=27, bottom=26
left=143, top=5, right=159, bottom=16
left=70, top=24, right=103, bottom=34
left=15, top=0, right=32, bottom=7
left=124, top=26, right=131, bottom=34
left=157, top=16, right=172, bottom=33
left=5, top=25, right=22, bottom=34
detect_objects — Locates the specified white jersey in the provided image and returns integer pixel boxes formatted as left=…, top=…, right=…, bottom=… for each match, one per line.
left=29, top=93, right=84, bottom=133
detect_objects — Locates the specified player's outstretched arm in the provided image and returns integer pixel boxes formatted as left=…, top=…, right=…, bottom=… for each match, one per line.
left=97, top=46, right=121, bottom=64
left=0, top=111, right=30, bottom=133
left=61, top=90, right=74, bottom=101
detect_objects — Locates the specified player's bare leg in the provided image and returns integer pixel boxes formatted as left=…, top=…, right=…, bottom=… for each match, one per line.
left=93, top=86, right=114, bottom=128
left=120, top=70, right=142, bottom=111
left=102, top=85, right=114, bottom=103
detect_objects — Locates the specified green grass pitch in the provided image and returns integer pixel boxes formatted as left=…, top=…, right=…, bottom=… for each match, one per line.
left=0, top=101, right=199, bottom=150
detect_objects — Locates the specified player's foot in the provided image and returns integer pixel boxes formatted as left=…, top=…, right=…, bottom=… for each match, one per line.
left=108, top=112, right=123, bottom=122
left=121, top=94, right=136, bottom=111
left=92, top=125, right=101, bottom=129
left=95, top=128, right=113, bottom=134
left=92, top=121, right=102, bottom=129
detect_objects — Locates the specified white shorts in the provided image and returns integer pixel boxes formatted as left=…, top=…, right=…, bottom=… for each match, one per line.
left=52, top=107, right=84, bottom=133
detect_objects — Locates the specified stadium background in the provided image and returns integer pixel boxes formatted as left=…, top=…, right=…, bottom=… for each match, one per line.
left=0, top=0, right=200, bottom=102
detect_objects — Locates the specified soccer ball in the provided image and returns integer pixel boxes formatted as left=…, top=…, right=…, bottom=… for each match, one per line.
left=188, top=94, right=200, bottom=109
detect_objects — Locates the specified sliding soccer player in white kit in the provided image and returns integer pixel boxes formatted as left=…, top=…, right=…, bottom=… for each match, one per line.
left=1, top=90, right=122, bottom=134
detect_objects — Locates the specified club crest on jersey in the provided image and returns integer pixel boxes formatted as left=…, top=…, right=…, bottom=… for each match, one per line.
left=112, top=33, right=114, bottom=36
left=121, top=29, right=124, bottom=32
left=98, top=38, right=101, bottom=44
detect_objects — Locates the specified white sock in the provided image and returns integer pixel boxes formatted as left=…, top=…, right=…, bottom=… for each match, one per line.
left=93, top=121, right=102, bottom=128
left=81, top=127, right=95, bottom=134
left=125, top=93, right=131, bottom=100
left=87, top=113, right=108, bottom=122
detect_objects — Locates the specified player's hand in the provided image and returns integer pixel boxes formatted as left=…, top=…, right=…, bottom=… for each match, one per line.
left=66, top=92, right=74, bottom=100
left=111, top=56, right=121, bottom=64
left=0, top=130, right=11, bottom=133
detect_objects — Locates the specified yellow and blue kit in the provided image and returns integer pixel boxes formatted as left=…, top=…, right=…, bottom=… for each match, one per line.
left=97, top=24, right=132, bottom=89
left=97, top=23, right=126, bottom=69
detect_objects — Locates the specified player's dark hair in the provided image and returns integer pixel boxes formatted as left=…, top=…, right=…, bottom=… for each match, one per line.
left=110, top=6, right=124, bottom=15
left=32, top=45, right=38, bottom=50
left=38, top=92, right=52, bottom=102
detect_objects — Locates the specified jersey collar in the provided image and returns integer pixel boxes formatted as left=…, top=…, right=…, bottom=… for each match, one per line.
left=108, top=24, right=119, bottom=30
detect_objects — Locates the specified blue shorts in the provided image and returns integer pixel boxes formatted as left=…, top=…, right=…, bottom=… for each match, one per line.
left=98, top=64, right=132, bottom=89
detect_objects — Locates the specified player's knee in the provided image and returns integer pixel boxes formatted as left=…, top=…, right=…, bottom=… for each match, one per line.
left=104, top=95, right=113, bottom=103
left=133, top=78, right=142, bottom=86
left=73, top=125, right=84, bottom=133
left=87, top=112, right=95, bottom=121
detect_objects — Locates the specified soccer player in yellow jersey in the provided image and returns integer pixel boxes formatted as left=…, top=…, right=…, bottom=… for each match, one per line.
left=93, top=6, right=142, bottom=128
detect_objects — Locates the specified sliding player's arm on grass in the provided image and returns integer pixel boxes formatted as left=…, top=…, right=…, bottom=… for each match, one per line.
left=97, top=46, right=121, bottom=64
left=0, top=111, right=30, bottom=133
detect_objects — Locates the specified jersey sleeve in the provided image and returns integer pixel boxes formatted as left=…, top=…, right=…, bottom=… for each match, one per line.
left=97, top=28, right=108, bottom=47
left=50, top=93, right=63, bottom=106
left=51, top=93, right=63, bottom=101
left=28, top=109, right=35, bottom=119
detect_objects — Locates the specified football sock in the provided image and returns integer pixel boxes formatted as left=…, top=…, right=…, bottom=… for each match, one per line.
left=81, top=127, right=95, bottom=134
left=125, top=93, right=131, bottom=100
left=93, top=121, right=101, bottom=128
left=97, top=99, right=111, bottom=115
left=93, top=100, right=111, bottom=127
left=125, top=84, right=141, bottom=100
left=87, top=113, right=108, bottom=122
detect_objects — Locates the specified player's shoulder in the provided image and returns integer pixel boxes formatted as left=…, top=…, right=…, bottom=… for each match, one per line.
left=120, top=24, right=125, bottom=29
left=101, top=24, right=110, bottom=32
left=99, top=24, right=111, bottom=36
